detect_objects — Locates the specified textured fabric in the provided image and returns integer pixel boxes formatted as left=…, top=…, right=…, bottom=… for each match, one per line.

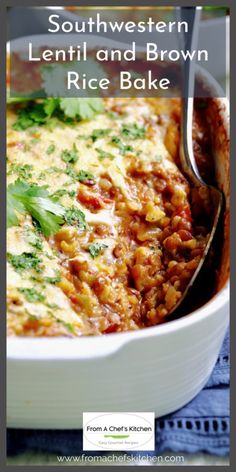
left=7, top=329, right=229, bottom=457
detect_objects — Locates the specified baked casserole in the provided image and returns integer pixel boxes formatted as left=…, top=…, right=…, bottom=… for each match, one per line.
left=7, top=96, right=214, bottom=336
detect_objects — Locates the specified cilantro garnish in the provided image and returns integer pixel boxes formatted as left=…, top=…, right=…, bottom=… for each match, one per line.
left=90, top=128, right=111, bottom=142
left=64, top=207, right=86, bottom=230
left=12, top=98, right=104, bottom=131
left=19, top=287, right=45, bottom=303
left=7, top=179, right=65, bottom=236
left=88, top=242, right=108, bottom=259
left=7, top=252, right=42, bottom=272
left=46, top=144, right=56, bottom=155
left=12, top=103, right=49, bottom=131
left=51, top=189, right=68, bottom=198
left=65, top=166, right=77, bottom=180
left=61, top=144, right=79, bottom=164
left=68, top=190, right=76, bottom=197
left=52, top=188, right=76, bottom=199
left=95, top=148, right=115, bottom=161
left=45, top=271, right=61, bottom=284
left=26, top=230, right=43, bottom=250
left=62, top=322, right=76, bottom=335
left=121, top=123, right=146, bottom=139
left=110, top=136, right=134, bottom=155
left=55, top=318, right=76, bottom=335
left=7, top=163, right=33, bottom=180
left=77, top=170, right=95, bottom=183
left=60, top=97, right=104, bottom=120
left=43, top=98, right=60, bottom=117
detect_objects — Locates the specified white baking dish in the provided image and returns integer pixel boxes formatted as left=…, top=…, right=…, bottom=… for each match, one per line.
left=7, top=35, right=230, bottom=429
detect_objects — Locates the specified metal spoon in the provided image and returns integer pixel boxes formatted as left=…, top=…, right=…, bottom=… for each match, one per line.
left=169, top=7, right=223, bottom=315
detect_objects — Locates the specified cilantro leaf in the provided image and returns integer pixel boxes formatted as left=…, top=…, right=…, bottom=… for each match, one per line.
left=28, top=104, right=47, bottom=123
left=7, top=179, right=65, bottom=236
left=44, top=98, right=60, bottom=117
left=7, top=191, right=25, bottom=228
left=45, top=271, right=61, bottom=284
left=51, top=189, right=68, bottom=199
left=77, top=170, right=95, bottom=183
left=12, top=98, right=104, bottom=130
left=7, top=163, right=33, bottom=180
left=7, top=252, right=42, bottom=272
left=12, top=103, right=47, bottom=131
left=110, top=136, right=134, bottom=155
left=26, top=230, right=43, bottom=250
left=46, top=144, right=56, bottom=155
left=60, top=97, right=104, bottom=120
left=12, top=109, right=36, bottom=131
left=25, top=197, right=65, bottom=236
left=88, top=242, right=108, bottom=259
left=95, top=148, right=115, bottom=161
left=19, top=287, right=45, bottom=303
left=61, top=144, right=79, bottom=163
left=121, top=123, right=146, bottom=139
left=64, top=207, right=86, bottom=230
left=90, top=128, right=111, bottom=142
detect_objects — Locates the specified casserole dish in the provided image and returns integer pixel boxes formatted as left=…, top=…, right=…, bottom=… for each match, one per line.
left=7, top=35, right=229, bottom=428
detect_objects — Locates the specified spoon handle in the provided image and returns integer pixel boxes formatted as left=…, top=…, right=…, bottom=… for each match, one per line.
left=178, top=7, right=204, bottom=186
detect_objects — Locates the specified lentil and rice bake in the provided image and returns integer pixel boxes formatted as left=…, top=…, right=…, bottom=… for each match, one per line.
left=7, top=95, right=215, bottom=336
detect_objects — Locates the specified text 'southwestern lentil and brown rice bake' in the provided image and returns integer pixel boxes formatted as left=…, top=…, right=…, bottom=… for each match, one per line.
left=7, top=70, right=218, bottom=336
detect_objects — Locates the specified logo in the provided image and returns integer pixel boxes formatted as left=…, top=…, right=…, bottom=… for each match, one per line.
left=83, top=412, right=155, bottom=451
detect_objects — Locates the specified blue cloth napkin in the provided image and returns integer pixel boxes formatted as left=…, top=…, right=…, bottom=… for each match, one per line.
left=7, top=329, right=229, bottom=457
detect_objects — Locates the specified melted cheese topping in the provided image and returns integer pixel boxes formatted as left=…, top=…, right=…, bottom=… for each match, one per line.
left=7, top=97, right=202, bottom=337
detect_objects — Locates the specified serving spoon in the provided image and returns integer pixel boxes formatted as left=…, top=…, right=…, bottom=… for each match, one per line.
left=169, top=7, right=224, bottom=316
